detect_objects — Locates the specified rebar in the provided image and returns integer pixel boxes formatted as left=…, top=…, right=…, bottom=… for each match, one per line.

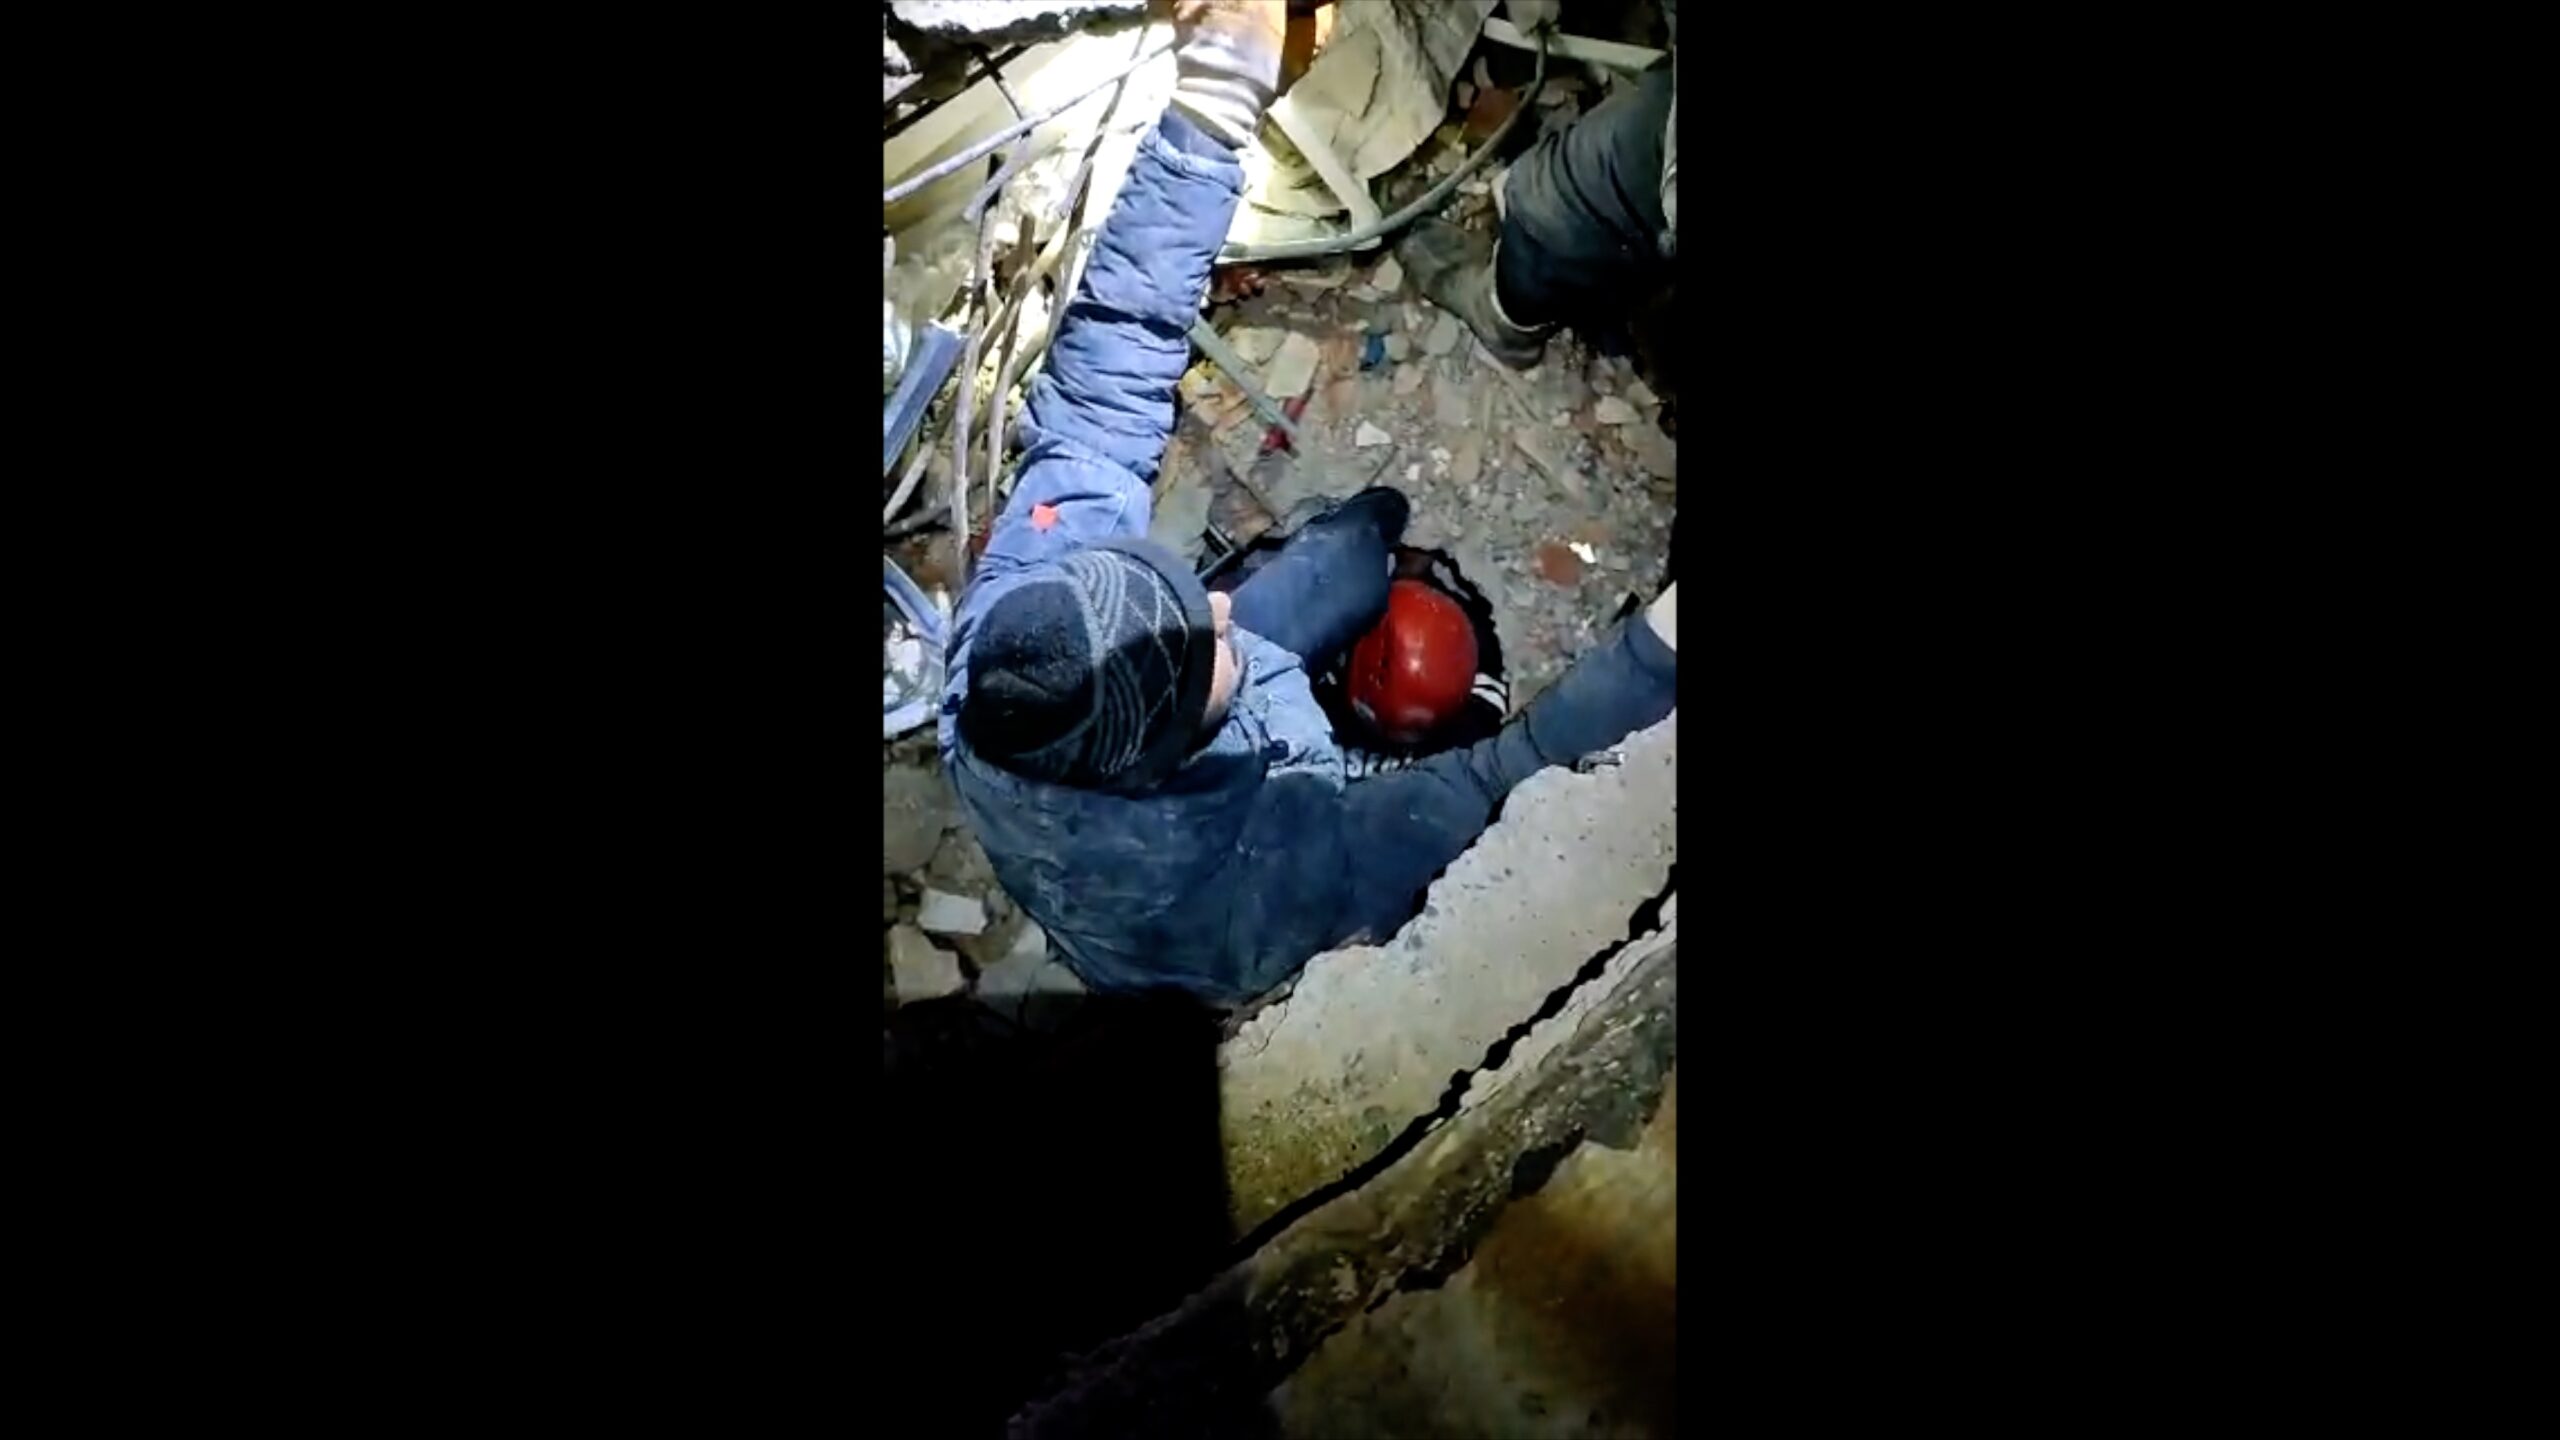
left=883, top=44, right=1027, bottom=138
left=882, top=29, right=1173, bottom=210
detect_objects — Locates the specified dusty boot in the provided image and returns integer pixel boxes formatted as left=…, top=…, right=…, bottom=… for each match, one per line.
left=1398, top=219, right=1550, bottom=371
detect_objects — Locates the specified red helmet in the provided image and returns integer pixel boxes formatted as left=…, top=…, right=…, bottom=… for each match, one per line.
left=1347, top=579, right=1480, bottom=746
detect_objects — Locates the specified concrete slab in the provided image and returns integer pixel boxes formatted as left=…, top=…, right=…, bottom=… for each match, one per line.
left=890, top=0, right=1147, bottom=50
left=1216, top=710, right=1677, bottom=1235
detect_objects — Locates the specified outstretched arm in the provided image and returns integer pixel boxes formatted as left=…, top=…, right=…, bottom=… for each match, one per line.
left=970, top=0, right=1287, bottom=582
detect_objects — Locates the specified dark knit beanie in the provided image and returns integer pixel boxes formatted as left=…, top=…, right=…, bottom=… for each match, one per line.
left=958, top=538, right=1219, bottom=790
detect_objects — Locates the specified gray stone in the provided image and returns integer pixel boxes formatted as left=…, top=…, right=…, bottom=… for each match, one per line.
left=917, top=888, right=989, bottom=936
left=887, top=924, right=965, bottom=1005
left=1355, top=421, right=1395, bottom=449
left=1449, top=437, right=1482, bottom=486
left=1430, top=374, right=1469, bottom=429
left=1262, top=331, right=1322, bottom=401
left=926, top=825, right=997, bottom=892
left=883, top=763, right=950, bottom=875
left=1392, top=364, right=1426, bottom=397
left=1422, top=312, right=1464, bottom=357
left=1369, top=255, right=1403, bottom=293
left=1511, top=425, right=1581, bottom=497
left=1227, top=325, right=1286, bottom=366
left=1623, top=423, right=1678, bottom=480
left=1594, top=395, right=1640, bottom=425
left=1382, top=332, right=1412, bottom=362
left=1624, top=376, right=1659, bottom=408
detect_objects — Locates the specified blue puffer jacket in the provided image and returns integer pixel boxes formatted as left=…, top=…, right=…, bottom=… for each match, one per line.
left=938, top=111, right=1678, bottom=1006
left=939, top=113, right=1357, bottom=1003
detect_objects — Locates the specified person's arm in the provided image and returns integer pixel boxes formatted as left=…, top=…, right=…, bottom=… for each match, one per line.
left=968, top=1, right=1285, bottom=584
left=974, top=113, right=1243, bottom=577
left=1329, top=590, right=1680, bottom=944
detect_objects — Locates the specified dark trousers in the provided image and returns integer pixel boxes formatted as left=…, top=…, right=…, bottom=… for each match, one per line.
left=1226, top=491, right=1401, bottom=674
left=1495, top=66, right=1677, bottom=330
left=1228, top=491, right=1679, bottom=951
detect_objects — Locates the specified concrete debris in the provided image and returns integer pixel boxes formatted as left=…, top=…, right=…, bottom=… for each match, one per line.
left=1382, top=332, right=1412, bottom=362
left=1449, top=436, right=1483, bottom=486
left=884, top=623, right=933, bottom=740
left=1356, top=421, right=1395, bottom=449
left=1263, top=331, right=1323, bottom=400
left=1214, top=714, right=1679, bottom=1235
left=1594, top=395, right=1641, bottom=426
left=1426, top=373, right=1469, bottom=430
left=971, top=923, right=1090, bottom=1025
left=1422, top=312, right=1465, bottom=357
left=1511, top=424, right=1580, bottom=496
left=1227, top=325, right=1286, bottom=366
left=883, top=765, right=951, bottom=876
left=887, top=923, right=966, bottom=1005
left=1392, top=364, right=1426, bottom=397
left=1370, top=255, right=1403, bottom=293
left=1625, top=376, right=1659, bottom=408
left=887, top=0, right=1147, bottom=48
left=1148, top=452, right=1215, bottom=555
left=917, top=888, right=989, bottom=936
left=1623, top=424, right=1678, bottom=481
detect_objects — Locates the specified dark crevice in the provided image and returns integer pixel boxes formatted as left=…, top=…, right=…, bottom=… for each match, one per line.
left=1219, top=862, right=1679, bottom=1266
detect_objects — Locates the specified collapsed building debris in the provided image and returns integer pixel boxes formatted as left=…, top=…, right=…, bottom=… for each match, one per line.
left=882, top=6, right=1682, bottom=1427
left=1009, top=913, right=1679, bottom=1436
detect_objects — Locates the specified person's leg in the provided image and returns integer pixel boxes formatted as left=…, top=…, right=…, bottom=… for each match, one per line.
left=1401, top=66, right=1676, bottom=367
left=1225, top=486, right=1409, bottom=672
left=1494, top=65, right=1676, bottom=327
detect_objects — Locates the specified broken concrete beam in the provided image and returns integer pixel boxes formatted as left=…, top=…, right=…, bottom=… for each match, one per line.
left=1010, top=925, right=1679, bottom=1437
left=1215, top=711, right=1678, bottom=1236
left=889, top=0, right=1148, bottom=52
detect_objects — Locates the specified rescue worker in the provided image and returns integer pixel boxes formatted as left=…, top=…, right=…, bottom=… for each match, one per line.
left=939, top=0, right=1680, bottom=1008
left=1403, top=0, right=1679, bottom=369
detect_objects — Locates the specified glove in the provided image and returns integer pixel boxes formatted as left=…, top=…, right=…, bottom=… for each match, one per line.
left=1166, top=0, right=1287, bottom=149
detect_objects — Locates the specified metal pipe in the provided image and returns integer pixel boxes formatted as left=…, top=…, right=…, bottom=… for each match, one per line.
left=1480, top=17, right=1664, bottom=71
left=980, top=30, right=1140, bottom=521
left=1186, top=319, right=1306, bottom=450
left=882, top=29, right=1174, bottom=210
left=885, top=441, right=934, bottom=527
left=883, top=44, right=1027, bottom=138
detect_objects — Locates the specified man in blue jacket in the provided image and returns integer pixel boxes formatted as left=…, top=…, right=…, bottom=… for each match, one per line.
left=939, top=0, right=1680, bottom=1008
